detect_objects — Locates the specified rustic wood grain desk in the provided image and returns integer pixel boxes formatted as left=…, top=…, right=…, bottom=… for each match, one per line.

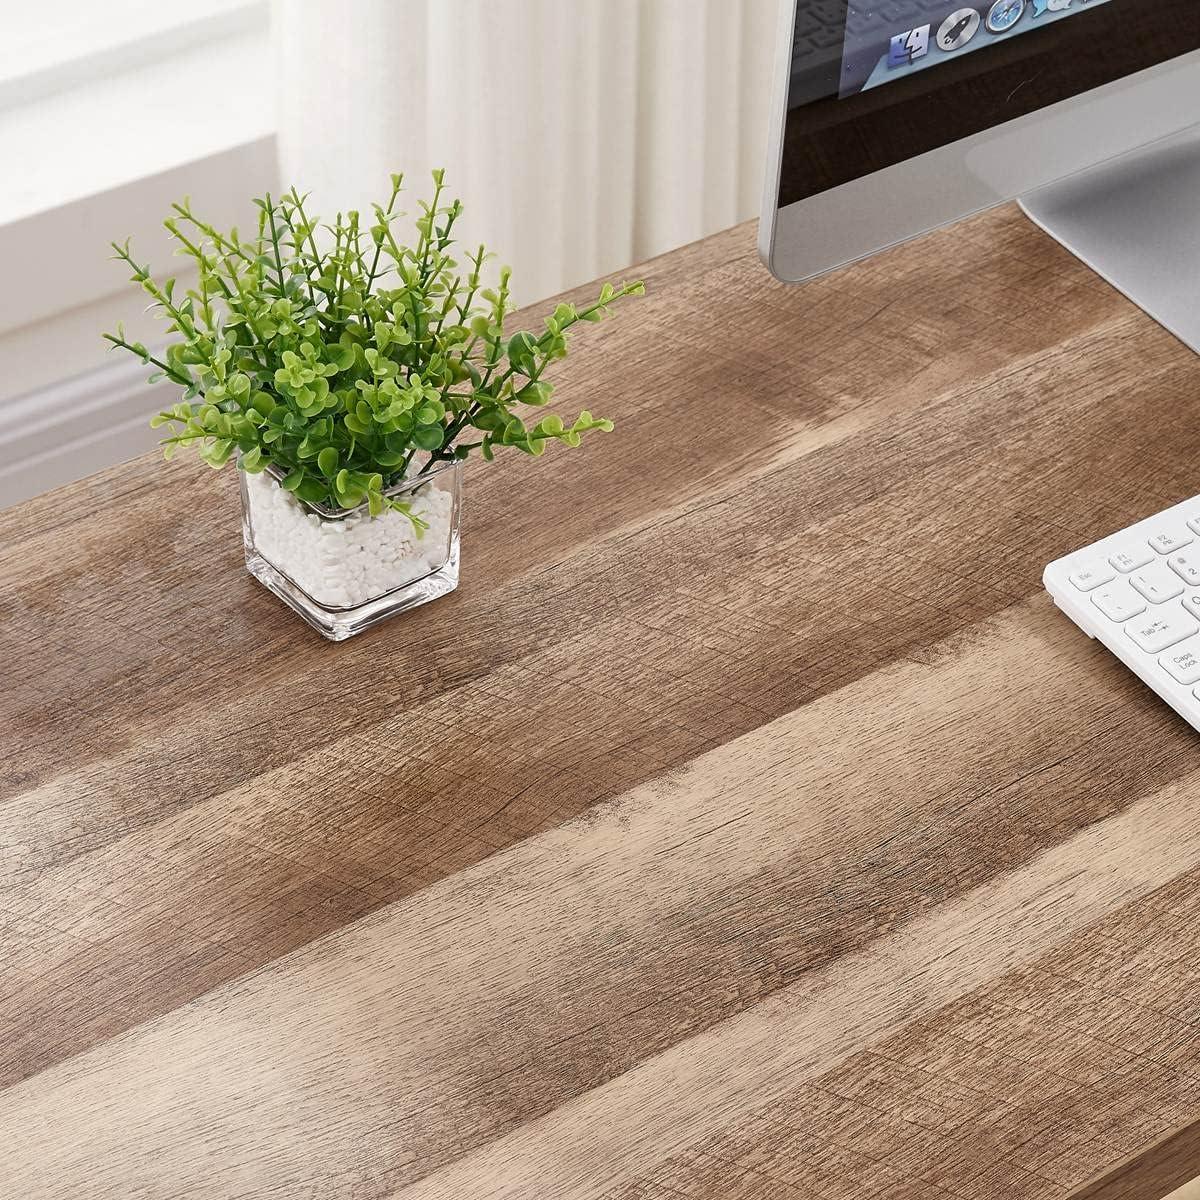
left=2, top=207, right=1199, bottom=1200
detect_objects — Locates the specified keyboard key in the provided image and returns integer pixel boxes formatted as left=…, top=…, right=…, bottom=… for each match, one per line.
left=1046, top=499, right=1200, bottom=732
left=1168, top=550, right=1200, bottom=586
left=1161, top=638, right=1200, bottom=684
left=1069, top=561, right=1116, bottom=591
left=1149, top=528, right=1194, bottom=554
left=1109, top=545, right=1154, bottom=573
left=1091, top=581, right=1146, bottom=623
left=1127, top=607, right=1197, bottom=653
left=1130, top=562, right=1185, bottom=604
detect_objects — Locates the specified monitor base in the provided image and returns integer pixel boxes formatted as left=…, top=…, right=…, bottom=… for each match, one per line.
left=1019, top=125, right=1200, bottom=355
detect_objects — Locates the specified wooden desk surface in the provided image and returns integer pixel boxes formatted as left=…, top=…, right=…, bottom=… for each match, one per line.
left=2, top=207, right=1199, bottom=1200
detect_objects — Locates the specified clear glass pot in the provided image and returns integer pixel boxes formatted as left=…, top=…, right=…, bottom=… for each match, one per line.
left=240, top=458, right=463, bottom=641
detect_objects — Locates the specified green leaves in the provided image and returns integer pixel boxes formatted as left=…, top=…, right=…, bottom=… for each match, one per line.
left=517, top=381, right=553, bottom=406
left=411, top=423, right=444, bottom=452
left=249, top=389, right=276, bottom=417
left=505, top=331, right=538, bottom=376
left=105, top=170, right=644, bottom=515
left=199, top=438, right=235, bottom=468
left=295, top=477, right=328, bottom=504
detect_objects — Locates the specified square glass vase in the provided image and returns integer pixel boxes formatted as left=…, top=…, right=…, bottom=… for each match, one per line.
left=240, top=458, right=462, bottom=641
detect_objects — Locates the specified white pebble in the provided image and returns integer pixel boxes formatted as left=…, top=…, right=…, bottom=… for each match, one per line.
left=244, top=469, right=455, bottom=607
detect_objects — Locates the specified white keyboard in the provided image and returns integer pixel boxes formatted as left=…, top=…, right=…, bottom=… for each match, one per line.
left=1044, top=496, right=1200, bottom=732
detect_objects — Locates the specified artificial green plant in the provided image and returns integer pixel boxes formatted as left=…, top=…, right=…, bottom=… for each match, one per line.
left=104, top=171, right=644, bottom=518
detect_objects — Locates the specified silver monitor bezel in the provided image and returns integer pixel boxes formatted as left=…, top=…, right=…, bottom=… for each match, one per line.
left=760, top=0, right=1200, bottom=284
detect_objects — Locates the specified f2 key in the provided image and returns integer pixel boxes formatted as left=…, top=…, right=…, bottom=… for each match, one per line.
left=1168, top=550, right=1200, bottom=586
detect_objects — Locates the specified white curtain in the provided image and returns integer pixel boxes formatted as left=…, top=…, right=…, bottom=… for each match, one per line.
left=273, top=0, right=778, bottom=306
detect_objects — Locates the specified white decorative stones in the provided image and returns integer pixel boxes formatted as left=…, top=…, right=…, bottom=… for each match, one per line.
left=240, top=459, right=463, bottom=639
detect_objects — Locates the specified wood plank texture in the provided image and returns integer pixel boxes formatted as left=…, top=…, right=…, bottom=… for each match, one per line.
left=1, top=207, right=1199, bottom=1198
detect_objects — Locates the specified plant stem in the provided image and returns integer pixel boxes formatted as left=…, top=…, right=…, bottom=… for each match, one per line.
left=104, top=334, right=197, bottom=390
left=264, top=194, right=288, bottom=296
left=363, top=175, right=404, bottom=297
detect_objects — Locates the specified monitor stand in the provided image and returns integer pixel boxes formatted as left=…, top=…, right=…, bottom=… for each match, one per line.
left=1019, top=124, right=1200, bottom=354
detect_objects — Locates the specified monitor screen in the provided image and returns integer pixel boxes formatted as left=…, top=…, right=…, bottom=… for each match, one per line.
left=841, top=0, right=1114, bottom=97
left=779, top=0, right=1200, bottom=207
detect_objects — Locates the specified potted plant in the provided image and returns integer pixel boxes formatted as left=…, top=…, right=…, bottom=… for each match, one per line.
left=105, top=171, right=644, bottom=640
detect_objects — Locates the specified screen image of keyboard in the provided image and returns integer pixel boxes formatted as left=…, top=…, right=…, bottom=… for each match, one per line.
left=792, top=0, right=848, bottom=66
left=1044, top=496, right=1200, bottom=732
left=791, top=0, right=930, bottom=72
left=789, top=0, right=947, bottom=102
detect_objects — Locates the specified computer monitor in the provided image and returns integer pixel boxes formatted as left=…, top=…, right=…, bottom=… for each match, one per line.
left=760, top=1, right=1200, bottom=349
